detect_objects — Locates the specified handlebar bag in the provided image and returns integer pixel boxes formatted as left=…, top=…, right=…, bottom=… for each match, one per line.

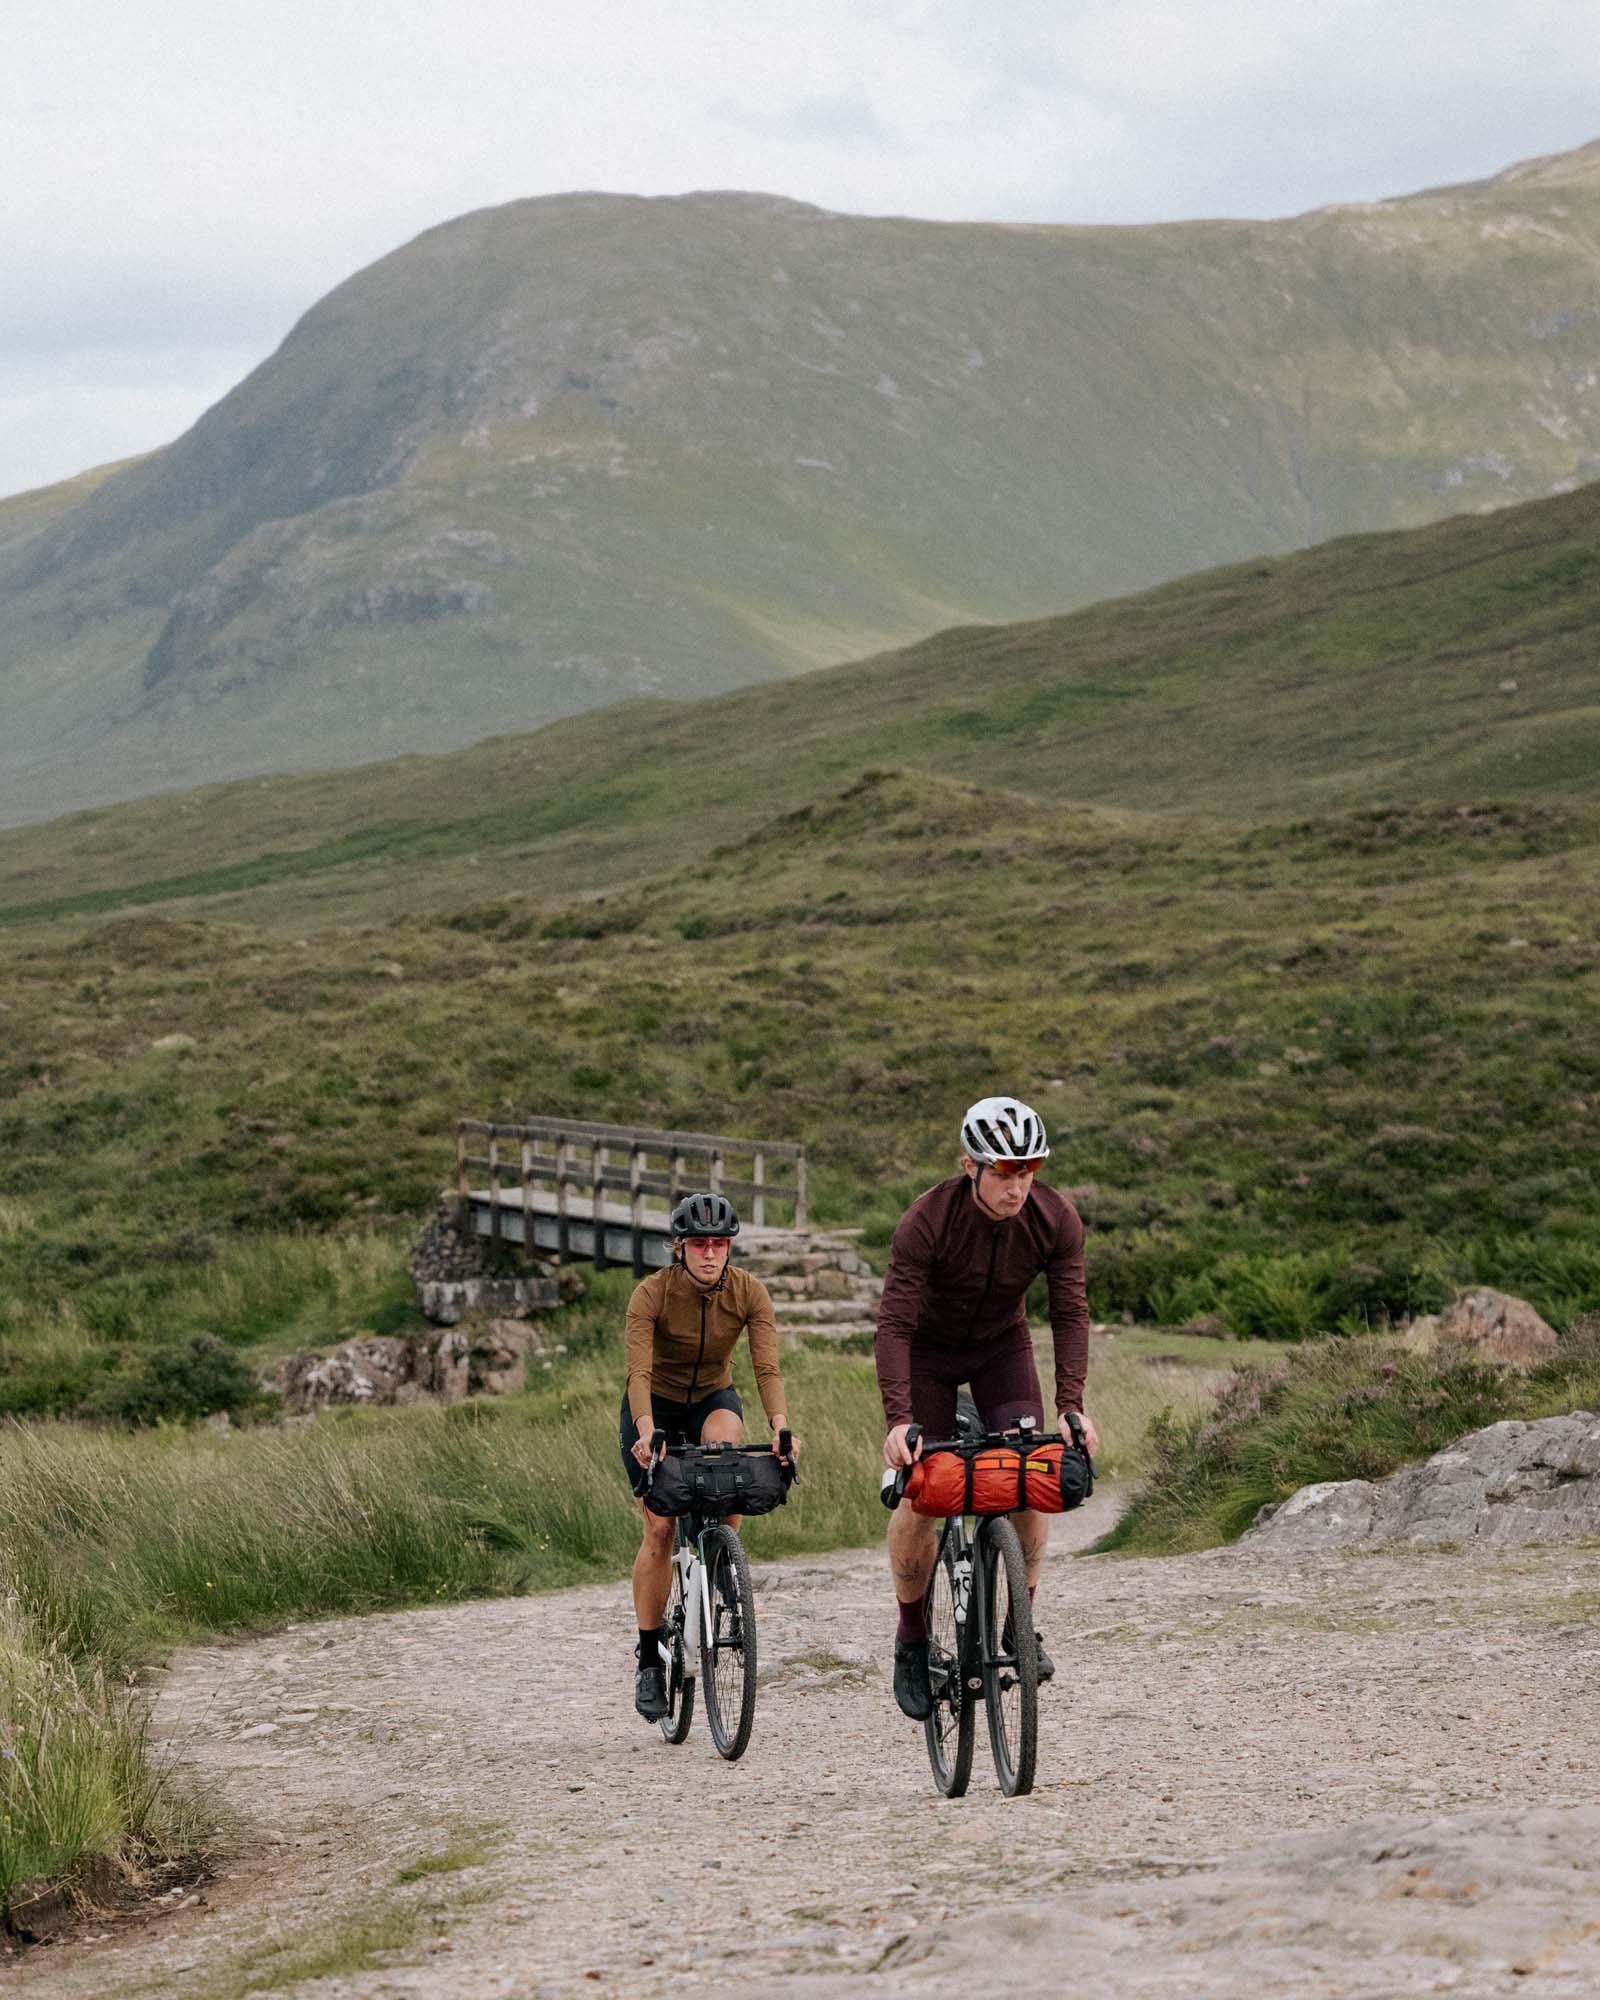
left=904, top=1441, right=1093, bottom=1518
left=644, top=1449, right=793, bottom=1519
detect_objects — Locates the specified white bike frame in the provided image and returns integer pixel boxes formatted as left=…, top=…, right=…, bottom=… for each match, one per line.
left=659, top=1527, right=715, bottom=1683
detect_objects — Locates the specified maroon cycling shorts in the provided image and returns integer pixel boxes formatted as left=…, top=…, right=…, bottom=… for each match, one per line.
left=907, top=1330, right=1043, bottom=1440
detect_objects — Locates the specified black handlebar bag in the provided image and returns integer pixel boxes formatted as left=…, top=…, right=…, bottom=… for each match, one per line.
left=644, top=1449, right=793, bottom=1519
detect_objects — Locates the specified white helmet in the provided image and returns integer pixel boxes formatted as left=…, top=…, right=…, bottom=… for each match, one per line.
left=960, top=1096, right=1049, bottom=1164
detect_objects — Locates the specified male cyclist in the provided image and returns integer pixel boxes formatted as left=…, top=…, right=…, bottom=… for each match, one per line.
left=875, top=1095, right=1099, bottom=1720
left=621, top=1190, right=793, bottom=1721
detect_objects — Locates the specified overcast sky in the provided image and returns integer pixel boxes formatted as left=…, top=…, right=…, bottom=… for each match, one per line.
left=5, top=0, right=1600, bottom=498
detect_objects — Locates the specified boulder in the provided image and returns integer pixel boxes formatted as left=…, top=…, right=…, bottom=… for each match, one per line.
left=476, top=1319, right=535, bottom=1397
left=1404, top=1287, right=1558, bottom=1369
left=1247, top=1411, right=1600, bottom=1549
left=272, top=1336, right=412, bottom=1411
left=427, top=1329, right=472, bottom=1402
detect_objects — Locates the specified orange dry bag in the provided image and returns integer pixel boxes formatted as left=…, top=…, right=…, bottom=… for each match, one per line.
left=903, top=1441, right=1093, bottom=1518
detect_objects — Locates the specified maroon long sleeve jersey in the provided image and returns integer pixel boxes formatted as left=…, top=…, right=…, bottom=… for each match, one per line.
left=873, top=1175, right=1090, bottom=1428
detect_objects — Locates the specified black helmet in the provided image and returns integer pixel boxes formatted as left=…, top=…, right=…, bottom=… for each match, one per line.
left=669, top=1190, right=741, bottom=1238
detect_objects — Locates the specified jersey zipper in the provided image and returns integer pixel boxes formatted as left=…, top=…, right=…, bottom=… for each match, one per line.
left=971, top=1219, right=1000, bottom=1335
left=685, top=1289, right=708, bottom=1408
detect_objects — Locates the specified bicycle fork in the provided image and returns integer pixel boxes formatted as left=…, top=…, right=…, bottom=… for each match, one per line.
left=950, top=1544, right=981, bottom=1695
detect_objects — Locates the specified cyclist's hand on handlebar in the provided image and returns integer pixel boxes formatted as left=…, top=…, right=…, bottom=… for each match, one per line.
left=631, top=1421, right=659, bottom=1469
left=773, top=1423, right=800, bottom=1462
left=1062, top=1409, right=1100, bottom=1458
left=883, top=1422, right=923, bottom=1470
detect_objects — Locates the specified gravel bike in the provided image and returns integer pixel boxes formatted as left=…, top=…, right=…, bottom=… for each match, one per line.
left=647, top=1434, right=794, bottom=1761
left=882, top=1413, right=1089, bottom=1798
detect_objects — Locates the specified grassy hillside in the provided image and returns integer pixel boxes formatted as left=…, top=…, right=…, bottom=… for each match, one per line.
left=6, top=143, right=1600, bottom=823
left=2, top=474, right=1599, bottom=1410
left=2, top=762, right=1598, bottom=1418
left=3, top=473, right=1600, bottom=929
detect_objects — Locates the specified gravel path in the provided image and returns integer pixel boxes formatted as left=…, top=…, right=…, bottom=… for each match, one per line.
left=24, top=1494, right=1600, bottom=1999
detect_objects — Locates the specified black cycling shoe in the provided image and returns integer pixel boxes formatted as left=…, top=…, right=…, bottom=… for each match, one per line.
left=634, top=1641, right=669, bottom=1721
left=1002, top=1611, right=1055, bottom=1684
left=893, top=1637, right=933, bottom=1720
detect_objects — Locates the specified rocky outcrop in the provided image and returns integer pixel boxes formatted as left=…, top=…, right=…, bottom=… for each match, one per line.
left=271, top=1319, right=562, bottom=1412
left=1403, top=1286, right=1559, bottom=1369
left=1247, top=1411, right=1600, bottom=1549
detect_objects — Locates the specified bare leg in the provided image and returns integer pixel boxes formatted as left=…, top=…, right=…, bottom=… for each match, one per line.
left=1013, top=1506, right=1047, bottom=1591
left=888, top=1503, right=940, bottom=1606
left=700, top=1404, right=744, bottom=1535
left=632, top=1504, right=675, bottom=1628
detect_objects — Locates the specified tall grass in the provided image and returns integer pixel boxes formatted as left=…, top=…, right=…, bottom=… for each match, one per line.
left=0, top=1602, right=201, bottom=1918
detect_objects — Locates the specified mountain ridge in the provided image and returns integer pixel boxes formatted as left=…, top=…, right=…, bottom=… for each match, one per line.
left=6, top=140, right=1600, bottom=824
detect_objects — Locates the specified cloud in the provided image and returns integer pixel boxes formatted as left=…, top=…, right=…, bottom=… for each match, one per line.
left=3, top=0, right=1600, bottom=492
left=706, top=93, right=896, bottom=150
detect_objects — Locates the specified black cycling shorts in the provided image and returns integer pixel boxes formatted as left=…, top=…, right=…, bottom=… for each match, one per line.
left=619, top=1384, right=744, bottom=1496
left=907, top=1331, right=1043, bottom=1440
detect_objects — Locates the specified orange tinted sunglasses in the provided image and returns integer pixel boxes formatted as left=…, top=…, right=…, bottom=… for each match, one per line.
left=987, top=1157, right=1044, bottom=1178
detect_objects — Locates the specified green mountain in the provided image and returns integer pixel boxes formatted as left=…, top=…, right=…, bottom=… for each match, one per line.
left=6, top=142, right=1600, bottom=826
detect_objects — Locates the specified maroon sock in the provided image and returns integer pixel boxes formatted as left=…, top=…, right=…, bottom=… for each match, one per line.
left=897, top=1596, right=928, bottom=1643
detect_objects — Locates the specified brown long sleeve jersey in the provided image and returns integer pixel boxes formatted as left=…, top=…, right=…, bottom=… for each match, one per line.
left=624, top=1263, right=788, bottom=1429
left=873, top=1175, right=1090, bottom=1428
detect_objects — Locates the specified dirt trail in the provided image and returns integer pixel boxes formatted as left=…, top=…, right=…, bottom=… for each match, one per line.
left=24, top=1494, right=1600, bottom=1999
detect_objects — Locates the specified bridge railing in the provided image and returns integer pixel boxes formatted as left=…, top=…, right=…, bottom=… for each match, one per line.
left=455, top=1116, right=807, bottom=1273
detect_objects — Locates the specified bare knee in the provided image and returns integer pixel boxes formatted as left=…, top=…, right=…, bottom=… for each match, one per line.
left=638, top=1508, right=674, bottom=1554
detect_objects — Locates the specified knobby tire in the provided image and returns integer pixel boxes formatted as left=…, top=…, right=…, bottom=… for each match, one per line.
left=980, top=1515, right=1037, bottom=1796
left=701, top=1524, right=757, bottom=1761
left=658, top=1591, right=694, bottom=1745
left=922, top=1530, right=975, bottom=1798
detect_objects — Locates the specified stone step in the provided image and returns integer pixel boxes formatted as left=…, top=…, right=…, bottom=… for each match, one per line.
left=776, top=1328, right=876, bottom=1344
left=771, top=1297, right=876, bottom=1323
left=761, top=1274, right=883, bottom=1302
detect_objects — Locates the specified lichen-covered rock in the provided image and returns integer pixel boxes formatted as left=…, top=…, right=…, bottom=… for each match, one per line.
left=272, top=1319, right=546, bottom=1412
left=272, top=1336, right=413, bottom=1411
left=1247, top=1411, right=1600, bottom=1549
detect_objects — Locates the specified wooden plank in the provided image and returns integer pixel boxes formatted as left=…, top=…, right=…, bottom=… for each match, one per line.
left=489, top=1116, right=805, bottom=1160
left=630, top=1144, right=646, bottom=1279
left=591, top=1142, right=607, bottom=1273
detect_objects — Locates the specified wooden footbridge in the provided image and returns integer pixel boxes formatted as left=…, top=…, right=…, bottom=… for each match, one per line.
left=456, top=1116, right=808, bottom=1277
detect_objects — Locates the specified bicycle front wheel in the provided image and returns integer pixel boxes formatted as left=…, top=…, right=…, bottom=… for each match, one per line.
left=923, top=1532, right=975, bottom=1798
left=979, top=1516, right=1038, bottom=1797
left=658, top=1593, right=694, bottom=1746
left=700, top=1524, right=758, bottom=1761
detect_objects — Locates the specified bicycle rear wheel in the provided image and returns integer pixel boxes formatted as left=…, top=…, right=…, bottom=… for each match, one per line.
left=979, top=1516, right=1037, bottom=1796
left=658, top=1592, right=694, bottom=1745
left=923, top=1532, right=975, bottom=1798
left=700, top=1524, right=757, bottom=1761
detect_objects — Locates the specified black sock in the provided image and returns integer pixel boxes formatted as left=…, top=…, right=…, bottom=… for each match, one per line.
left=639, top=1625, right=662, bottom=1654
